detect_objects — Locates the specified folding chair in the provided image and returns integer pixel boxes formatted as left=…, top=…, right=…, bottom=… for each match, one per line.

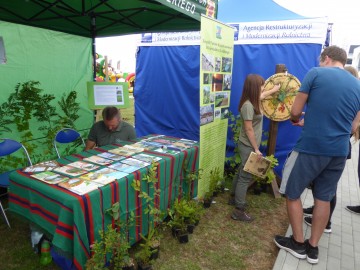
left=53, top=128, right=85, bottom=158
left=0, top=138, right=32, bottom=228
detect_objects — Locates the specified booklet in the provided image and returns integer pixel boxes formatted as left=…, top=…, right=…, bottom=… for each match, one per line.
left=67, top=161, right=99, bottom=171
left=121, top=157, right=150, bottom=168
left=79, top=171, right=116, bottom=186
left=31, top=171, right=69, bottom=184
left=243, top=152, right=272, bottom=179
left=108, top=162, right=141, bottom=174
left=58, top=178, right=101, bottom=195
left=83, top=155, right=113, bottom=165
left=97, top=152, right=125, bottom=161
left=153, top=147, right=180, bottom=155
left=54, top=165, right=88, bottom=177
left=122, top=144, right=145, bottom=153
left=108, top=147, right=136, bottom=157
left=132, top=153, right=162, bottom=163
left=23, top=160, right=61, bottom=173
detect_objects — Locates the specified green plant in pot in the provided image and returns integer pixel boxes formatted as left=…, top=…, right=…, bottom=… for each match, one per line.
left=131, top=161, right=163, bottom=266
left=85, top=203, right=135, bottom=270
left=167, top=209, right=189, bottom=243
left=209, top=167, right=225, bottom=196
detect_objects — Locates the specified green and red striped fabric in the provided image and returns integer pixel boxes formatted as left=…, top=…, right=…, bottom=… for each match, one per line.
left=9, top=136, right=199, bottom=269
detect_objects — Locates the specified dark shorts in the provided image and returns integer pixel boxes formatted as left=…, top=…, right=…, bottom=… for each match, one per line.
left=285, top=152, right=346, bottom=201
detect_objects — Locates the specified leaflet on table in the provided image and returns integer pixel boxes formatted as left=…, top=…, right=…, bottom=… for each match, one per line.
left=108, top=162, right=141, bottom=174
left=131, top=142, right=156, bottom=151
left=30, top=171, right=69, bottom=184
left=67, top=161, right=99, bottom=171
left=108, top=147, right=136, bottom=156
left=121, top=157, right=150, bottom=168
left=82, top=155, right=113, bottom=165
left=79, top=171, right=116, bottom=185
left=54, top=165, right=88, bottom=177
left=23, top=160, right=61, bottom=173
left=58, top=178, right=101, bottom=195
left=139, top=141, right=164, bottom=148
left=122, top=144, right=145, bottom=153
left=97, top=152, right=125, bottom=161
left=132, top=153, right=162, bottom=163
left=79, top=167, right=128, bottom=184
left=153, top=147, right=180, bottom=155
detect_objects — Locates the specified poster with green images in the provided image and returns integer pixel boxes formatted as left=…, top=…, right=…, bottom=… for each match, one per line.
left=199, top=15, right=234, bottom=198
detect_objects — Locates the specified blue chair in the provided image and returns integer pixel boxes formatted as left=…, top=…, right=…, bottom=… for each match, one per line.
left=0, top=138, right=32, bottom=228
left=53, top=128, right=85, bottom=158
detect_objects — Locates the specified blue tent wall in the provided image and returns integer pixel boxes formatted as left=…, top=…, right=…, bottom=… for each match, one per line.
left=135, top=0, right=325, bottom=176
left=135, top=46, right=200, bottom=140
left=135, top=43, right=322, bottom=176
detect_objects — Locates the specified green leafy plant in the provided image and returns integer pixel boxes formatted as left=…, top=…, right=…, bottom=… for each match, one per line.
left=0, top=82, right=83, bottom=170
left=225, top=112, right=242, bottom=169
left=86, top=203, right=135, bottom=270
left=182, top=159, right=202, bottom=200
left=209, top=167, right=224, bottom=195
left=131, top=161, right=163, bottom=265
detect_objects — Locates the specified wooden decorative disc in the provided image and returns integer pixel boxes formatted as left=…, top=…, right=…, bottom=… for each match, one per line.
left=261, top=73, right=301, bottom=122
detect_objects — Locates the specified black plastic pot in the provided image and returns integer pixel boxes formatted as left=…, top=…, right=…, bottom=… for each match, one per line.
left=203, top=198, right=212, bottom=208
left=150, top=246, right=160, bottom=260
left=177, top=232, right=189, bottom=243
left=187, top=224, right=195, bottom=234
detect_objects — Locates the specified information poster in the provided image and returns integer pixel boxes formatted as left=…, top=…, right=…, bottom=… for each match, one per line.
left=198, top=15, right=234, bottom=197
left=87, top=82, right=130, bottom=109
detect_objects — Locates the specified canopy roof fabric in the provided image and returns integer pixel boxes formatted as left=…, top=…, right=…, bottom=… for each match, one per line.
left=0, top=0, right=218, bottom=37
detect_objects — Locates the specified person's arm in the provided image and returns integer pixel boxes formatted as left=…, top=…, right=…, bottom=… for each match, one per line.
left=290, top=92, right=308, bottom=124
left=243, top=120, right=262, bottom=156
left=351, top=111, right=360, bottom=137
left=85, top=140, right=96, bottom=151
left=260, top=84, right=280, bottom=100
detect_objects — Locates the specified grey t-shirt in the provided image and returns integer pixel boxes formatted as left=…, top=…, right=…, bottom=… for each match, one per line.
left=88, top=121, right=136, bottom=147
left=239, top=100, right=263, bottom=147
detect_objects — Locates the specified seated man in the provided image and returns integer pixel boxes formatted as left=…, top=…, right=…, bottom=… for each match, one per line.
left=85, top=106, right=136, bottom=150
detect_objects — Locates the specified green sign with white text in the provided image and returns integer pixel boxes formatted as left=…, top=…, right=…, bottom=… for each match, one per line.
left=156, top=0, right=218, bottom=20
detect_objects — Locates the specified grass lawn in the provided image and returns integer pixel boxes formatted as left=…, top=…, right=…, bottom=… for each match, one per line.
left=0, top=183, right=288, bottom=270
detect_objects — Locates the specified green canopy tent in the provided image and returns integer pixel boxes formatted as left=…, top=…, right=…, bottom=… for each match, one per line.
left=0, top=0, right=218, bottom=78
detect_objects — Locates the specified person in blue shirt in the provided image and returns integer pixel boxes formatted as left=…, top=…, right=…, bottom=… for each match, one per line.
left=274, top=46, right=360, bottom=265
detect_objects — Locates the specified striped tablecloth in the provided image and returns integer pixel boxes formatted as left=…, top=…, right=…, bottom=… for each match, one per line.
left=9, top=136, right=199, bottom=269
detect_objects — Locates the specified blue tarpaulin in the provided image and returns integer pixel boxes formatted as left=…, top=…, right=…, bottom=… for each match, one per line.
left=134, top=0, right=325, bottom=176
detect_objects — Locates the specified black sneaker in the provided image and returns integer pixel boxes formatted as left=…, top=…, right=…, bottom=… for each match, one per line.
left=303, top=206, right=314, bottom=216
left=345, top=205, right=360, bottom=215
left=304, top=216, right=332, bottom=233
left=305, top=240, right=319, bottom=264
left=274, top=235, right=307, bottom=259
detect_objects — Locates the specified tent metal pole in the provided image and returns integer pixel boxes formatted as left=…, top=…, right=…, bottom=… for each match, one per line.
left=91, top=14, right=96, bottom=81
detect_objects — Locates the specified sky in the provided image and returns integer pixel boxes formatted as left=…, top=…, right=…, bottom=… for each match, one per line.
left=95, top=0, right=360, bottom=72
left=274, top=0, right=360, bottom=48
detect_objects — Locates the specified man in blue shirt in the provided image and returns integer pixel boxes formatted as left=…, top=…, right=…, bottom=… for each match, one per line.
left=274, top=46, right=360, bottom=264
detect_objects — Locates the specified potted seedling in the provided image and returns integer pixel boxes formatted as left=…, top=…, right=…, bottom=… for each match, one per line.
left=86, top=203, right=135, bottom=270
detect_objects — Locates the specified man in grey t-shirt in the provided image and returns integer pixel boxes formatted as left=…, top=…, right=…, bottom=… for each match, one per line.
left=85, top=106, right=136, bottom=150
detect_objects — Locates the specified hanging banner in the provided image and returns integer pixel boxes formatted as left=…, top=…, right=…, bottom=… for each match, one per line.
left=156, top=0, right=218, bottom=21
left=229, top=18, right=328, bottom=45
left=198, top=15, right=234, bottom=198
left=139, top=18, right=328, bottom=46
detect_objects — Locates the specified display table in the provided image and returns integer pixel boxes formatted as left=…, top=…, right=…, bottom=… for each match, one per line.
left=9, top=136, right=199, bottom=269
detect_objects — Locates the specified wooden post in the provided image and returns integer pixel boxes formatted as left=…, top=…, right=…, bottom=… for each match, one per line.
left=267, top=64, right=287, bottom=198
